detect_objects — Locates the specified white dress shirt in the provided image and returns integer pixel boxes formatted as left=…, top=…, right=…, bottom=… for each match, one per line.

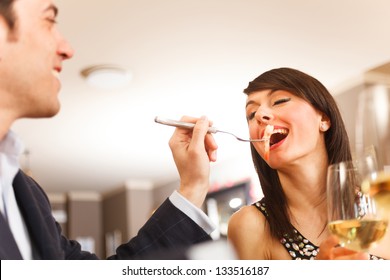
left=0, top=131, right=33, bottom=259
left=169, top=190, right=215, bottom=234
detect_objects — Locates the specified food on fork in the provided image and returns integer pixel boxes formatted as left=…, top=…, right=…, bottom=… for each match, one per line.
left=264, top=125, right=274, bottom=161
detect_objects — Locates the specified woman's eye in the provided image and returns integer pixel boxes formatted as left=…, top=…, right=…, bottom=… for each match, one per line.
left=273, top=98, right=291, bottom=105
left=246, top=111, right=256, bottom=121
left=47, top=18, right=57, bottom=24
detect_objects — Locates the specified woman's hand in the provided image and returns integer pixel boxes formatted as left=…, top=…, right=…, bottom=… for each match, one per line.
left=316, top=235, right=370, bottom=260
left=169, top=116, right=218, bottom=208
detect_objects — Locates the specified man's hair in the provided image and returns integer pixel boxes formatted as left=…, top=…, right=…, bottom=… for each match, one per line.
left=0, top=0, right=16, bottom=30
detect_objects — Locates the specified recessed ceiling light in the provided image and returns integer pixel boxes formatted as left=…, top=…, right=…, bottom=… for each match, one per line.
left=80, top=65, right=132, bottom=90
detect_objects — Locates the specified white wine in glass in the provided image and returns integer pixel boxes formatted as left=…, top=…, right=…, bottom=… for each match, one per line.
left=328, top=217, right=388, bottom=251
left=327, top=161, right=388, bottom=251
left=366, top=172, right=390, bottom=216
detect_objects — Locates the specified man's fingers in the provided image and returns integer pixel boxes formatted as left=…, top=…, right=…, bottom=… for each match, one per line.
left=205, top=133, right=218, bottom=162
left=168, top=116, right=199, bottom=148
left=168, top=115, right=217, bottom=162
left=189, top=116, right=210, bottom=151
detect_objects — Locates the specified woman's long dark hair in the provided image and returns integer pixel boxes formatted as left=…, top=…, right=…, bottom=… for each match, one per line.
left=0, top=0, right=16, bottom=30
left=243, top=67, right=352, bottom=239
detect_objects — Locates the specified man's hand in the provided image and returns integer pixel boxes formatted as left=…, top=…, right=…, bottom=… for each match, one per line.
left=169, top=116, right=218, bottom=208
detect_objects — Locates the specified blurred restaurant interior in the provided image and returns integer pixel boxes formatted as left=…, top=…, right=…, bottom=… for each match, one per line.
left=11, top=0, right=390, bottom=258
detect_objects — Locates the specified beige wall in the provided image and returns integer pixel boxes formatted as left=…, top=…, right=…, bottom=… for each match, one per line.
left=67, top=192, right=103, bottom=258
left=333, top=83, right=365, bottom=157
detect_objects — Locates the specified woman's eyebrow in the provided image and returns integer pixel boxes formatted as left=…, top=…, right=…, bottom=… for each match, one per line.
left=245, top=90, right=278, bottom=108
left=43, top=4, right=58, bottom=17
left=245, top=100, right=258, bottom=109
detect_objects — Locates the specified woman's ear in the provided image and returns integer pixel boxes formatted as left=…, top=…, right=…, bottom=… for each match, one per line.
left=320, top=114, right=331, bottom=132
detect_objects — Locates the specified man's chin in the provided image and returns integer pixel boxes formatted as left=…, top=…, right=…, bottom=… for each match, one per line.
left=28, top=104, right=61, bottom=119
left=47, top=105, right=61, bottom=117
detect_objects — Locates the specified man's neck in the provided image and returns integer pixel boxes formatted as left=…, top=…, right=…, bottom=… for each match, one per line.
left=0, top=112, right=16, bottom=141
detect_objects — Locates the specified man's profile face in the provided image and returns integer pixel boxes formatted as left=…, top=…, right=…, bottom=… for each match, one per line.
left=0, top=0, right=74, bottom=119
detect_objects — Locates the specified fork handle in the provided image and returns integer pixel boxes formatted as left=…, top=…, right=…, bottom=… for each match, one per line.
left=154, top=116, right=218, bottom=133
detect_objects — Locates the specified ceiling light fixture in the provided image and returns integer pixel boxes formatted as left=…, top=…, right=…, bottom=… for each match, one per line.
left=80, top=64, right=132, bottom=90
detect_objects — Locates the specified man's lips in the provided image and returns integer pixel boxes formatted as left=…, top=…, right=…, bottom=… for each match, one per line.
left=52, top=70, right=60, bottom=78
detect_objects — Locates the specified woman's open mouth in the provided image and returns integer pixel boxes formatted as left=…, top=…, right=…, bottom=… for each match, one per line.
left=270, top=128, right=289, bottom=147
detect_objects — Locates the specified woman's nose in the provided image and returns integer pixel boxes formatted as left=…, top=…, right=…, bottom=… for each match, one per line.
left=255, top=109, right=273, bottom=123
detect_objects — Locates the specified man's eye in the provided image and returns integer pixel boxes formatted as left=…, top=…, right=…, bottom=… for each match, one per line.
left=273, top=98, right=291, bottom=105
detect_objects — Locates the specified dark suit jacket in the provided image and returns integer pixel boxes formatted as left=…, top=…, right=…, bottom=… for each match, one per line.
left=0, top=170, right=211, bottom=259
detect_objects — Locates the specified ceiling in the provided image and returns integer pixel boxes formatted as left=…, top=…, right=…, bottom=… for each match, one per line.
left=11, top=0, right=390, bottom=194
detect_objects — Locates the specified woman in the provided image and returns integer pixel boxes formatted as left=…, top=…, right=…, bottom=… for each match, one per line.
left=227, top=67, right=387, bottom=260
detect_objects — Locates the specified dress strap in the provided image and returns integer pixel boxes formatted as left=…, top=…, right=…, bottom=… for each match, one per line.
left=253, top=198, right=319, bottom=260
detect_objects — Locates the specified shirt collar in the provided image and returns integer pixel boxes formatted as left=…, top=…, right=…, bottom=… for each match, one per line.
left=0, top=130, right=24, bottom=157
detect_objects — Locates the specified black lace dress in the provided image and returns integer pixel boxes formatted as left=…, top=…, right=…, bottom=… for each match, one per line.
left=253, top=198, right=383, bottom=260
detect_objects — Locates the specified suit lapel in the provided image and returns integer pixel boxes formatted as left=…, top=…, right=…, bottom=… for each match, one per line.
left=0, top=212, right=23, bottom=259
left=12, top=171, right=63, bottom=259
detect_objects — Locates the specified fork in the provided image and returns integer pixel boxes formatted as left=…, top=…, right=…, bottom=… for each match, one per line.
left=154, top=116, right=269, bottom=142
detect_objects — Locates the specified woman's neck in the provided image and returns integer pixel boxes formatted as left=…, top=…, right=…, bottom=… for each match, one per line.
left=278, top=155, right=330, bottom=243
left=278, top=151, right=329, bottom=211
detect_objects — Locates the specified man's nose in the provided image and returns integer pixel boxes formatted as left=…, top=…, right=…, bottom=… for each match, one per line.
left=58, top=36, right=75, bottom=60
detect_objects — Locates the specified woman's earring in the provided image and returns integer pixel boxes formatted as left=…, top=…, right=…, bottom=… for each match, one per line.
left=320, top=123, right=326, bottom=131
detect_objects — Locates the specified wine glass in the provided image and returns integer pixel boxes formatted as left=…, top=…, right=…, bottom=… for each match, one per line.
left=355, top=84, right=390, bottom=215
left=327, top=161, right=388, bottom=251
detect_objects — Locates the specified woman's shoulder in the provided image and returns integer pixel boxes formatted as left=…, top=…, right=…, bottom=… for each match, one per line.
left=228, top=202, right=269, bottom=239
left=230, top=204, right=266, bottom=226
left=228, top=203, right=272, bottom=259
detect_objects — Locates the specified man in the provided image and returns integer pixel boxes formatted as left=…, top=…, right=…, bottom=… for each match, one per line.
left=0, top=0, right=218, bottom=259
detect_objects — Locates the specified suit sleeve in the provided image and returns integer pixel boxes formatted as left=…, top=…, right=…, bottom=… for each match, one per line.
left=16, top=171, right=210, bottom=260
left=107, top=198, right=211, bottom=259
